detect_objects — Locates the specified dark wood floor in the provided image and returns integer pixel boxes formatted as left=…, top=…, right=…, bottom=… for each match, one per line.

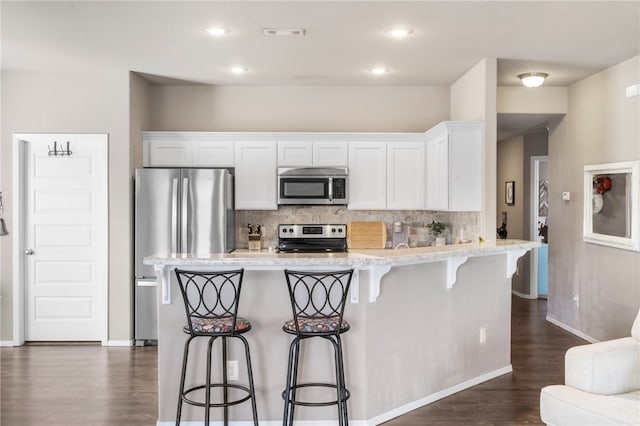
left=1, top=297, right=586, bottom=425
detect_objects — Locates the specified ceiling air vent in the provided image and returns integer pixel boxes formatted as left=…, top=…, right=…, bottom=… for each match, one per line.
left=263, top=28, right=306, bottom=37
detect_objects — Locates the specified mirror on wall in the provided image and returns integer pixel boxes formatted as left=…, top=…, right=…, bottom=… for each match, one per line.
left=583, top=161, right=640, bottom=251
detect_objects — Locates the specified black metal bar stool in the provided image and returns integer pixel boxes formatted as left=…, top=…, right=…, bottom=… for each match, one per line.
left=281, top=269, right=354, bottom=426
left=174, top=268, right=258, bottom=426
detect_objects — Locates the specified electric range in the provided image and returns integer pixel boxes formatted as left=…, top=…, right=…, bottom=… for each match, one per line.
left=277, top=224, right=347, bottom=253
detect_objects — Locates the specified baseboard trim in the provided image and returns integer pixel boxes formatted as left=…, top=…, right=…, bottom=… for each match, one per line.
left=0, top=340, right=17, bottom=347
left=546, top=315, right=598, bottom=343
left=512, top=290, right=537, bottom=299
left=366, top=365, right=513, bottom=425
left=104, top=340, right=134, bottom=347
left=157, top=365, right=513, bottom=426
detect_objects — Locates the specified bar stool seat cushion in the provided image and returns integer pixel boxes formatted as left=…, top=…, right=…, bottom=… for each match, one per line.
left=184, top=316, right=252, bottom=335
left=283, top=316, right=350, bottom=334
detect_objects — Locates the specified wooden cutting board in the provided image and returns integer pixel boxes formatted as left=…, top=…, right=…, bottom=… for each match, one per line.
left=347, top=222, right=387, bottom=249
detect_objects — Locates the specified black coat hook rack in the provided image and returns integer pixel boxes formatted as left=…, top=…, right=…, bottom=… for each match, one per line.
left=48, top=141, right=73, bottom=157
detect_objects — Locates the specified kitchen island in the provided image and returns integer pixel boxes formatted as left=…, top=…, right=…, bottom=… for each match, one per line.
left=145, top=239, right=538, bottom=425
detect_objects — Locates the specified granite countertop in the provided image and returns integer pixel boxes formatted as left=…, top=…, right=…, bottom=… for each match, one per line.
left=143, top=239, right=540, bottom=268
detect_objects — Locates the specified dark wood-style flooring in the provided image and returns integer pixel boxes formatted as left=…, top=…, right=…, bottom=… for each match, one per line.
left=1, top=297, right=586, bottom=425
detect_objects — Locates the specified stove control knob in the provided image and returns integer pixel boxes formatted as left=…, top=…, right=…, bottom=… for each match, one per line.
left=331, top=228, right=336, bottom=233
left=338, top=228, right=343, bottom=233
left=289, top=228, right=294, bottom=233
left=282, top=229, right=287, bottom=233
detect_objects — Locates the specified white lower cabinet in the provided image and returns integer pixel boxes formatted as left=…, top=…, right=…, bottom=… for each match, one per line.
left=234, top=141, right=277, bottom=210
left=348, top=142, right=387, bottom=210
left=425, top=122, right=482, bottom=211
left=387, top=141, right=425, bottom=209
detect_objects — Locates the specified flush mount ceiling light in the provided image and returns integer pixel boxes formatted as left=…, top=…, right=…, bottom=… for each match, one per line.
left=518, top=72, right=549, bottom=88
left=206, top=27, right=230, bottom=37
left=386, top=27, right=413, bottom=38
left=371, top=67, right=389, bottom=75
left=230, top=66, right=248, bottom=74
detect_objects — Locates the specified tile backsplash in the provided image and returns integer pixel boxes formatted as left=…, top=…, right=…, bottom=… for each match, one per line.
left=235, top=207, right=480, bottom=249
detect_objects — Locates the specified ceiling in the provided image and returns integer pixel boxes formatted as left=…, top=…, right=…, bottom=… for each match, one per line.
left=2, top=1, right=638, bottom=137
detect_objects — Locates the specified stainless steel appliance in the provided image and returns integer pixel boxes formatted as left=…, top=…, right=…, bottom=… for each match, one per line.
left=278, top=224, right=347, bottom=253
left=277, top=167, right=348, bottom=205
left=134, top=168, right=235, bottom=342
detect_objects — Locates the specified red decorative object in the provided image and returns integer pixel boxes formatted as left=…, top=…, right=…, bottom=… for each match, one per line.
left=594, top=176, right=612, bottom=194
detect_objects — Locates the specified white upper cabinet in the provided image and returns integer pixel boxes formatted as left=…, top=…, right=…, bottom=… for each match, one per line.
left=146, top=139, right=192, bottom=167
left=348, top=142, right=387, bottom=210
left=277, top=140, right=348, bottom=167
left=192, top=140, right=235, bottom=167
left=312, top=141, right=348, bottom=166
left=144, top=133, right=234, bottom=167
left=387, top=141, right=425, bottom=209
left=426, top=133, right=448, bottom=210
left=234, top=141, right=277, bottom=210
left=277, top=141, right=313, bottom=166
left=425, top=122, right=482, bottom=211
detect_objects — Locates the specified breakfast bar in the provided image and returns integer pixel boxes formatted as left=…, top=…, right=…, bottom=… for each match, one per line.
left=145, top=239, right=538, bottom=425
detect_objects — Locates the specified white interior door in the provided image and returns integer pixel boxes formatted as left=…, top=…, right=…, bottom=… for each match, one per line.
left=22, top=134, right=108, bottom=341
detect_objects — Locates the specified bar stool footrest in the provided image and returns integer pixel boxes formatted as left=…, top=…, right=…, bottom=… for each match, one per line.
left=182, top=383, right=253, bottom=408
left=282, top=382, right=350, bottom=407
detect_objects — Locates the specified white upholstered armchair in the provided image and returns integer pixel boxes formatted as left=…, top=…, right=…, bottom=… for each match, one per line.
left=540, top=309, right=640, bottom=425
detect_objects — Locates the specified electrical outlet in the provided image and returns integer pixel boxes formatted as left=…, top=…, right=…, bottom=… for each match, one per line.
left=572, top=293, right=579, bottom=308
left=479, top=327, right=487, bottom=344
left=227, top=360, right=239, bottom=381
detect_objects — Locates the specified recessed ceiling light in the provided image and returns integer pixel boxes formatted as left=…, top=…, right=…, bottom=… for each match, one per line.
left=386, top=27, right=413, bottom=38
left=518, top=72, right=548, bottom=88
left=230, top=66, right=248, bottom=74
left=206, top=27, right=230, bottom=37
left=371, top=67, right=389, bottom=75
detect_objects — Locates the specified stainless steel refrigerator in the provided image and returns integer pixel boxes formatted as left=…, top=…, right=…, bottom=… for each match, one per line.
left=134, top=168, right=235, bottom=342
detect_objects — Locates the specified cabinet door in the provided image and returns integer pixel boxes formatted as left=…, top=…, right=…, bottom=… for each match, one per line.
left=448, top=126, right=481, bottom=211
left=192, top=140, right=235, bottom=167
left=234, top=141, right=277, bottom=210
left=387, top=141, right=425, bottom=209
left=348, top=142, right=387, bottom=210
left=313, top=141, right=348, bottom=166
left=425, top=134, right=449, bottom=210
left=278, top=141, right=313, bottom=166
left=147, top=140, right=192, bottom=167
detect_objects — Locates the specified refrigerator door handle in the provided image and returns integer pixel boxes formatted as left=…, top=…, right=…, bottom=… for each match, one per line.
left=171, top=177, right=178, bottom=253
left=181, top=177, right=189, bottom=252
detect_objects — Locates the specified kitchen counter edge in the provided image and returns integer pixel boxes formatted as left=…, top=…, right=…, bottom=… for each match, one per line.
left=143, top=239, right=540, bottom=267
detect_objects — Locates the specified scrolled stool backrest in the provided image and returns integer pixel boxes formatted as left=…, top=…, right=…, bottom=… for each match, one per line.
left=284, top=269, right=353, bottom=336
left=174, top=269, right=244, bottom=335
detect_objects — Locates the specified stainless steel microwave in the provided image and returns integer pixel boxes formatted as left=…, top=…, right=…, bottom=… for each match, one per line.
left=277, top=167, right=348, bottom=205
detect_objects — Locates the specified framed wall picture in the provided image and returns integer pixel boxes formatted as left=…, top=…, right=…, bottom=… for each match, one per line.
left=505, top=181, right=515, bottom=205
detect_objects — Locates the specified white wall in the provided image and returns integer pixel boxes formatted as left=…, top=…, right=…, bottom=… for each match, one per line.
left=148, top=85, right=450, bottom=132
left=497, top=135, right=525, bottom=240
left=0, top=70, right=132, bottom=342
left=450, top=58, right=498, bottom=239
left=497, top=87, right=568, bottom=114
left=548, top=55, right=640, bottom=340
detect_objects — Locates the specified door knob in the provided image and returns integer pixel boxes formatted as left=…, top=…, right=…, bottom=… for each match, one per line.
left=24, top=248, right=34, bottom=255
